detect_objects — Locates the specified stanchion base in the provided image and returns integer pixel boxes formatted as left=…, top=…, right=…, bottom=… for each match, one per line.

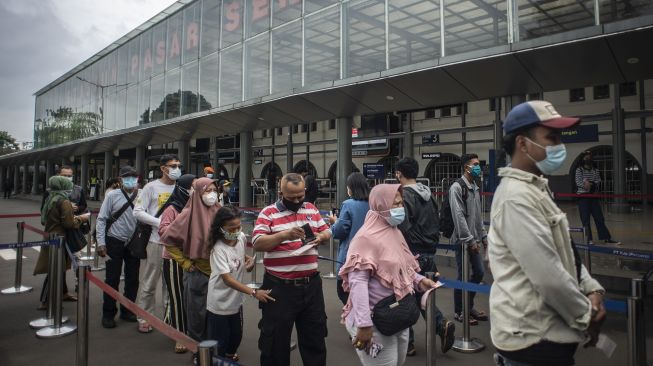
left=256, top=259, right=263, bottom=264
left=290, top=340, right=297, bottom=351
left=80, top=256, right=95, bottom=261
left=321, top=273, right=337, bottom=280
left=247, top=283, right=261, bottom=289
left=89, top=265, right=105, bottom=272
left=29, top=316, right=69, bottom=329
left=36, top=323, right=77, bottom=338
left=1, top=286, right=33, bottom=295
left=452, top=337, right=485, bottom=353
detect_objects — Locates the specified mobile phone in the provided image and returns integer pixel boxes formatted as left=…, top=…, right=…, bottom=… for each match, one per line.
left=331, top=208, right=340, bottom=217
left=301, top=223, right=316, bottom=245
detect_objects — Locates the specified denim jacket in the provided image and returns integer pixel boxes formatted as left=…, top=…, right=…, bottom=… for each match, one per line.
left=331, top=199, right=369, bottom=276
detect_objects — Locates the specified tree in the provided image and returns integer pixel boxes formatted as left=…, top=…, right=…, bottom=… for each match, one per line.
left=0, top=130, right=19, bottom=156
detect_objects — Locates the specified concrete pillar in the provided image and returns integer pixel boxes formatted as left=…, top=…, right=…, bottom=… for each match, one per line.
left=271, top=131, right=276, bottom=171
left=80, top=155, right=89, bottom=194
left=612, top=84, right=627, bottom=211
left=22, top=163, right=28, bottom=194
left=104, top=151, right=113, bottom=183
left=177, top=140, right=190, bottom=173
left=210, top=137, right=218, bottom=172
left=239, top=131, right=253, bottom=207
left=13, top=165, right=19, bottom=194
left=337, top=117, right=353, bottom=206
left=0, top=165, right=5, bottom=193
left=135, top=146, right=146, bottom=179
left=46, top=160, right=55, bottom=183
left=403, top=114, right=413, bottom=157
left=461, top=103, right=467, bottom=155
left=638, top=80, right=648, bottom=208
left=31, top=161, right=39, bottom=195
left=286, top=127, right=293, bottom=173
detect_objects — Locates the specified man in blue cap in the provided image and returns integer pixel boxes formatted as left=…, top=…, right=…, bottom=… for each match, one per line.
left=488, top=101, right=607, bottom=365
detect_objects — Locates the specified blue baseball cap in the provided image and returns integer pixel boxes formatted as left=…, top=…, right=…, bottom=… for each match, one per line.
left=504, top=101, right=579, bottom=134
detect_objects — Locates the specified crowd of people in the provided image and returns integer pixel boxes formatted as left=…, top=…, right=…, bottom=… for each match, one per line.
left=33, top=100, right=615, bottom=366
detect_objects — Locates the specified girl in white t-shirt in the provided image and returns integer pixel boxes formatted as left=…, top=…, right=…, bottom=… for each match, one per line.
left=207, top=206, right=275, bottom=361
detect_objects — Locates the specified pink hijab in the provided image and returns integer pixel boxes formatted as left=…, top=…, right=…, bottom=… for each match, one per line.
left=159, top=178, right=221, bottom=260
left=339, top=184, right=420, bottom=301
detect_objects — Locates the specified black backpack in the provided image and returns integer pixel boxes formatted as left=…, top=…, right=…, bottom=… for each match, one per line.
left=439, top=178, right=468, bottom=239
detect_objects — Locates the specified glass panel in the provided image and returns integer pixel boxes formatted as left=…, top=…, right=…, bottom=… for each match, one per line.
left=199, top=53, right=219, bottom=110
left=201, top=0, right=222, bottom=57
left=128, top=37, right=141, bottom=84
left=140, top=30, right=153, bottom=80
left=246, top=0, right=270, bottom=38
left=150, top=74, right=166, bottom=122
left=165, top=68, right=181, bottom=119
left=139, top=80, right=151, bottom=124
left=126, top=85, right=139, bottom=127
left=220, top=45, right=243, bottom=105
left=167, top=12, right=183, bottom=70
left=443, top=0, right=507, bottom=56
left=115, top=87, right=127, bottom=130
left=305, top=0, right=338, bottom=14
left=388, top=0, right=440, bottom=68
left=273, top=0, right=301, bottom=27
left=117, top=46, right=128, bottom=86
left=105, top=92, right=116, bottom=132
left=271, top=20, right=301, bottom=93
left=181, top=61, right=199, bottom=115
left=518, top=0, right=594, bottom=41
left=305, top=6, right=340, bottom=85
left=152, top=21, right=167, bottom=76
left=345, top=0, right=386, bottom=77
left=183, top=2, right=201, bottom=64
left=223, top=0, right=244, bottom=48
left=245, top=33, right=270, bottom=100
left=600, top=0, right=653, bottom=24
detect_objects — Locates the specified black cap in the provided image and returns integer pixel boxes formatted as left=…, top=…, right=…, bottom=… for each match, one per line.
left=119, top=166, right=137, bottom=177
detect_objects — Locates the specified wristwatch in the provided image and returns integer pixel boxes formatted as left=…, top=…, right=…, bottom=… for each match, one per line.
left=587, top=289, right=605, bottom=296
left=251, top=289, right=257, bottom=297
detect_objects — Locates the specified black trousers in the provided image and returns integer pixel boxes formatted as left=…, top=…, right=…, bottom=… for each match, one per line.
left=207, top=308, right=243, bottom=357
left=578, top=197, right=611, bottom=241
left=258, top=272, right=327, bottom=366
left=102, top=236, right=140, bottom=319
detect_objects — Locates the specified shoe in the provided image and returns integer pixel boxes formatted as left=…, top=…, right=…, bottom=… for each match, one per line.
left=37, top=303, right=47, bottom=311
left=587, top=240, right=594, bottom=245
left=175, top=342, right=188, bottom=354
left=225, top=354, right=240, bottom=361
left=454, top=312, right=478, bottom=326
left=137, top=321, right=153, bottom=333
left=120, top=313, right=138, bottom=322
left=470, top=308, right=489, bottom=321
left=191, top=353, right=198, bottom=365
left=605, top=239, right=621, bottom=245
left=440, top=320, right=456, bottom=354
left=102, top=317, right=116, bottom=329
left=63, top=293, right=78, bottom=302
left=406, top=342, right=416, bottom=357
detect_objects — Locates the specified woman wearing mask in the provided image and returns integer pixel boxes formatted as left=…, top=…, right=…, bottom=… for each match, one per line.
left=218, top=180, right=231, bottom=206
left=158, top=174, right=196, bottom=353
left=327, top=172, right=370, bottom=305
left=159, top=178, right=221, bottom=363
left=34, top=176, right=90, bottom=309
left=206, top=206, right=273, bottom=361
left=339, top=184, right=443, bottom=366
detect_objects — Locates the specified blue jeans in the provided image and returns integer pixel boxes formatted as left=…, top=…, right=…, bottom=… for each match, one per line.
left=578, top=197, right=611, bottom=241
left=454, top=244, right=485, bottom=314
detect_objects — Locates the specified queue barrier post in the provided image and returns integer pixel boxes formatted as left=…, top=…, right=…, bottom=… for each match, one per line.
left=452, top=243, right=485, bottom=353
left=1, top=221, right=33, bottom=295
left=583, top=227, right=592, bottom=274
left=76, top=263, right=90, bottom=366
left=425, top=288, right=437, bottom=366
left=247, top=236, right=261, bottom=289
left=30, top=234, right=69, bottom=329
left=322, top=237, right=337, bottom=280
left=80, top=214, right=94, bottom=262
left=198, top=340, right=218, bottom=366
left=627, top=278, right=646, bottom=366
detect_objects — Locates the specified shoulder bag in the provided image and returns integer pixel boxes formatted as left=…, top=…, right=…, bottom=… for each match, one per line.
left=372, top=292, right=420, bottom=336
left=126, top=203, right=165, bottom=259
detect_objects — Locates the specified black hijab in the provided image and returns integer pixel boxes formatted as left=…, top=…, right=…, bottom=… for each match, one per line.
left=162, top=174, right=196, bottom=213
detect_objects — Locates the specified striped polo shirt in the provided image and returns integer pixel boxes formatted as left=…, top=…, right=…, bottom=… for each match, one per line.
left=575, top=167, right=601, bottom=194
left=252, top=201, right=330, bottom=279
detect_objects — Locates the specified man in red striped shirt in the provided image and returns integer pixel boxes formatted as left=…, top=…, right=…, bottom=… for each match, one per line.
left=253, top=173, right=331, bottom=366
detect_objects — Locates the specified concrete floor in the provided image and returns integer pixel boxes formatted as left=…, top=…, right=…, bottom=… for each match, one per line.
left=0, top=197, right=651, bottom=365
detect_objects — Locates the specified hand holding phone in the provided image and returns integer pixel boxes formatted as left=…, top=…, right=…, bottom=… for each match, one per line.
left=301, top=223, right=316, bottom=245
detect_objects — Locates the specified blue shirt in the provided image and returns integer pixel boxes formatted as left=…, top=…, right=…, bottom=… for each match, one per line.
left=331, top=199, right=369, bottom=276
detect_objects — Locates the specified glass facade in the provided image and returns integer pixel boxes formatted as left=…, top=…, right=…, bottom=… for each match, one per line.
left=33, top=0, right=653, bottom=148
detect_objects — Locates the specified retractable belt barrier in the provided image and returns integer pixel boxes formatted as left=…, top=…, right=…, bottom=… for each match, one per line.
left=574, top=244, right=653, bottom=261
left=0, top=239, right=57, bottom=250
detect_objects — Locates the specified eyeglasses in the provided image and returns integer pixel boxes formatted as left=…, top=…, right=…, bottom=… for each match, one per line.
left=165, top=164, right=182, bottom=169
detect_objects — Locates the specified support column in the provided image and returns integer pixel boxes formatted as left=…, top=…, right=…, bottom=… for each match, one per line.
left=240, top=131, right=253, bottom=207
left=31, top=161, right=40, bottom=195
left=271, top=131, right=276, bottom=172
left=612, top=84, right=627, bottom=212
left=46, top=160, right=55, bottom=183
left=0, top=165, right=5, bottom=193
left=22, top=163, right=28, bottom=194
left=337, top=117, right=353, bottom=206
left=306, top=125, right=310, bottom=167
left=13, top=165, right=19, bottom=195
left=287, top=126, right=293, bottom=173
left=639, top=80, right=648, bottom=208
left=80, top=155, right=89, bottom=195
left=403, top=114, right=413, bottom=157
left=135, top=146, right=146, bottom=179
left=210, top=137, right=218, bottom=171
left=461, top=103, right=467, bottom=155
left=103, top=151, right=113, bottom=183
left=177, top=140, right=190, bottom=172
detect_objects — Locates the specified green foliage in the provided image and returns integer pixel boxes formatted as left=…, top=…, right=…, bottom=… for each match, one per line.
left=34, top=107, right=101, bottom=148
left=0, top=130, right=19, bottom=155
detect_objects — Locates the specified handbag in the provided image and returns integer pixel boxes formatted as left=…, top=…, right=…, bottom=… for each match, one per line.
left=65, top=227, right=88, bottom=253
left=126, top=204, right=165, bottom=259
left=372, top=293, right=420, bottom=336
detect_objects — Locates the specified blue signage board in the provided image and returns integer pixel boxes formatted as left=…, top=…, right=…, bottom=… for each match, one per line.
left=363, top=163, right=385, bottom=180
left=560, top=124, right=599, bottom=143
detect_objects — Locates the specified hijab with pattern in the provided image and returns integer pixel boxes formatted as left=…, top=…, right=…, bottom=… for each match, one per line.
left=41, top=176, right=73, bottom=225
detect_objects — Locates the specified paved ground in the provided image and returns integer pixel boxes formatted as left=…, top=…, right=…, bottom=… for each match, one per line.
left=0, top=197, right=651, bottom=365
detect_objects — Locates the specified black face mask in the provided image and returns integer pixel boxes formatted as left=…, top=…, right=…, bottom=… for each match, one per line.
left=583, top=159, right=593, bottom=167
left=283, top=197, right=304, bottom=212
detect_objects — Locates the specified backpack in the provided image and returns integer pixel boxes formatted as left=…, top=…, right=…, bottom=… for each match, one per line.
left=439, top=178, right=468, bottom=239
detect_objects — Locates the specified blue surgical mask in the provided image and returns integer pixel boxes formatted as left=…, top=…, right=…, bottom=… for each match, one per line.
left=469, top=165, right=482, bottom=178
left=122, top=177, right=138, bottom=189
left=525, top=137, right=567, bottom=175
left=384, top=207, right=405, bottom=226
left=206, top=174, right=213, bottom=179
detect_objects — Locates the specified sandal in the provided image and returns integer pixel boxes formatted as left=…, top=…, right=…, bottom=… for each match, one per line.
left=175, top=342, right=187, bottom=354
left=470, top=308, right=489, bottom=321
left=454, top=312, right=478, bottom=326
left=137, top=322, right=153, bottom=333
left=225, top=354, right=240, bottom=362
left=63, top=293, right=78, bottom=302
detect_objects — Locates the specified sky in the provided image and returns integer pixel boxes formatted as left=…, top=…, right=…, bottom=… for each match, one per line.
left=0, top=0, right=176, bottom=146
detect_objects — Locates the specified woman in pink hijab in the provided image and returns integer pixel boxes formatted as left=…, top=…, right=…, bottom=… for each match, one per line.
left=339, top=184, right=445, bottom=365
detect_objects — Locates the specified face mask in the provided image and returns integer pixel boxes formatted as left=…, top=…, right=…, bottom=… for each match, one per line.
left=202, top=192, right=218, bottom=206
left=64, top=176, right=73, bottom=182
left=167, top=167, right=181, bottom=181
left=282, top=197, right=303, bottom=212
left=583, top=159, right=593, bottom=168
left=384, top=207, right=405, bottom=226
left=220, top=227, right=241, bottom=241
left=122, top=177, right=138, bottom=189
left=206, top=174, right=213, bottom=179
left=468, top=165, right=482, bottom=178
left=525, top=137, right=567, bottom=175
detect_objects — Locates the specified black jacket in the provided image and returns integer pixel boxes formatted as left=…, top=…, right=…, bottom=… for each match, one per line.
left=398, top=183, right=440, bottom=254
left=304, top=175, right=319, bottom=204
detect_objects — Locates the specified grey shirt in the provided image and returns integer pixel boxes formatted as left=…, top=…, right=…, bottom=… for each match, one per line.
left=449, top=175, right=486, bottom=246
left=96, top=188, right=140, bottom=246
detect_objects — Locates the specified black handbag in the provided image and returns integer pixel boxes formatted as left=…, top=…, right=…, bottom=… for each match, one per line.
left=372, top=293, right=420, bottom=336
left=65, top=228, right=88, bottom=253
left=126, top=204, right=165, bottom=259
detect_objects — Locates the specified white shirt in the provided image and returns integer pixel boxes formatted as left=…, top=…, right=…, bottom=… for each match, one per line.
left=207, top=232, right=247, bottom=316
left=133, top=179, right=175, bottom=244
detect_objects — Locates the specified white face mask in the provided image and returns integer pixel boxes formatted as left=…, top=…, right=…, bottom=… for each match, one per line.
left=202, top=192, right=218, bottom=206
left=206, top=173, right=214, bottom=179
left=167, top=167, right=181, bottom=181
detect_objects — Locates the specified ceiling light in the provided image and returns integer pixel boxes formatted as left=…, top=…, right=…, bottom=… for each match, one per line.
left=627, top=57, right=639, bottom=64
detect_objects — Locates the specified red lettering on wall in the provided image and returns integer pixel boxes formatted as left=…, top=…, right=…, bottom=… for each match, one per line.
left=156, top=41, right=165, bottom=64
left=170, top=32, right=181, bottom=58
left=143, top=48, right=152, bottom=71
left=252, top=0, right=269, bottom=21
left=225, top=1, right=241, bottom=32
left=186, top=22, right=199, bottom=50
left=131, top=55, right=139, bottom=76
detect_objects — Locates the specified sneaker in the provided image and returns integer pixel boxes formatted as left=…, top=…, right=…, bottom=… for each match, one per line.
left=440, top=320, right=456, bottom=354
left=137, top=321, right=153, bottom=333
left=604, top=239, right=621, bottom=245
left=406, top=342, right=416, bottom=357
left=454, top=312, right=478, bottom=326
left=120, top=313, right=138, bottom=322
left=470, top=308, right=489, bottom=321
left=191, top=353, right=198, bottom=365
left=587, top=240, right=594, bottom=245
left=102, top=317, right=116, bottom=329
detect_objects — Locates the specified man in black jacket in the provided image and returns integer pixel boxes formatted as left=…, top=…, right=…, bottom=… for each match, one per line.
left=396, top=157, right=455, bottom=356
left=42, top=165, right=87, bottom=215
